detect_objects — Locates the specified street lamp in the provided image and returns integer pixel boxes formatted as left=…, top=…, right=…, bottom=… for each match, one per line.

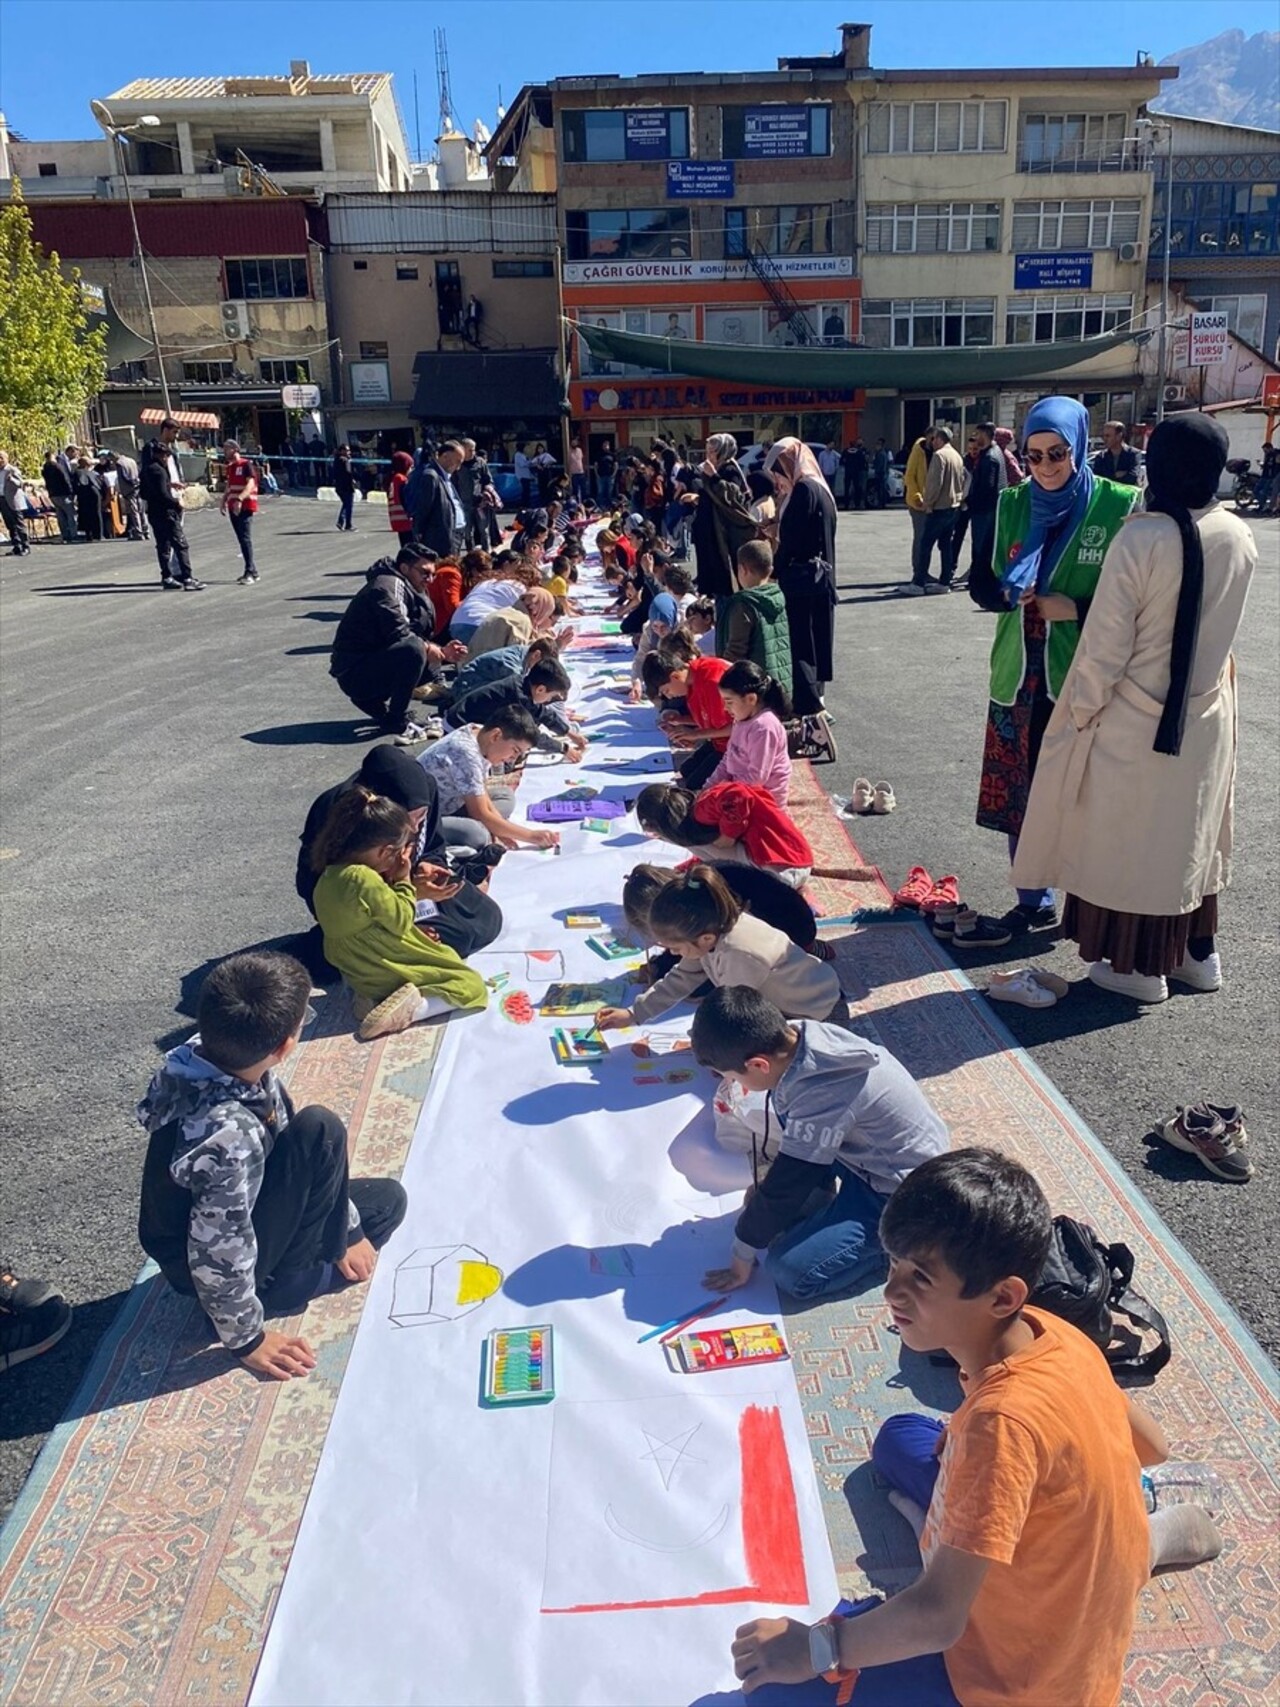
left=90, top=100, right=172, bottom=415
left=1135, top=115, right=1175, bottom=424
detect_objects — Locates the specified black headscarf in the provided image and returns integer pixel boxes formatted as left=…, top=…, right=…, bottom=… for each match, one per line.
left=1143, top=413, right=1229, bottom=757
left=357, top=744, right=442, bottom=856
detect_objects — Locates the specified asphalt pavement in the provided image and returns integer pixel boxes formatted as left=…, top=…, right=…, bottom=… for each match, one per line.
left=1, top=494, right=1275, bottom=1521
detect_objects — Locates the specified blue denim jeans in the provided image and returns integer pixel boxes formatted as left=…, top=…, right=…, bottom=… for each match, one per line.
left=765, top=1170, right=889, bottom=1301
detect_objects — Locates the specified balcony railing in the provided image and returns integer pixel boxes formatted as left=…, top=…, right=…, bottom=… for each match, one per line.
left=1019, top=150, right=1150, bottom=175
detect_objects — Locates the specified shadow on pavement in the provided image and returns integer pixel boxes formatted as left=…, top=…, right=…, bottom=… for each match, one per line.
left=242, top=717, right=375, bottom=746
left=285, top=644, right=333, bottom=656
left=293, top=609, right=341, bottom=622
left=172, top=928, right=337, bottom=1025
left=35, top=583, right=161, bottom=596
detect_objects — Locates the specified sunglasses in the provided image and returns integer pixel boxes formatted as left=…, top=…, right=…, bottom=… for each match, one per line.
left=1024, top=445, right=1072, bottom=467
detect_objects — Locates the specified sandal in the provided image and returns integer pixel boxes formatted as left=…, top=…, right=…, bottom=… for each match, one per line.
left=893, top=865, right=933, bottom=909
left=988, top=969, right=1058, bottom=1008
left=871, top=781, right=896, bottom=814
left=920, top=875, right=960, bottom=915
left=848, top=777, right=875, bottom=814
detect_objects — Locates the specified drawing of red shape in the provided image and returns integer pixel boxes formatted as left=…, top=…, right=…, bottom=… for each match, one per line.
left=542, top=1401, right=807, bottom=1614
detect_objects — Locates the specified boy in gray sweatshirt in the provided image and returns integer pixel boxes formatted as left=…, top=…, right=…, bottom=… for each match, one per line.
left=690, top=986, right=948, bottom=1301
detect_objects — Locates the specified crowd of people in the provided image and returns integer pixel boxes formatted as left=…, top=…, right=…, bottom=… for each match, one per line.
left=4, top=397, right=1256, bottom=1705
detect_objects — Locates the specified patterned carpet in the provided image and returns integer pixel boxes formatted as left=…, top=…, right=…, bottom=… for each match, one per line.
left=1, top=778, right=1276, bottom=1707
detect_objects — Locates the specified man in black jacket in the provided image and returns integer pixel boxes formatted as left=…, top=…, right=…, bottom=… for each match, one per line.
left=41, top=448, right=78, bottom=542
left=455, top=438, right=498, bottom=548
left=329, top=545, right=467, bottom=738
left=139, top=419, right=204, bottom=590
left=1090, top=421, right=1143, bottom=486
left=960, top=422, right=1006, bottom=585
left=412, top=440, right=467, bottom=557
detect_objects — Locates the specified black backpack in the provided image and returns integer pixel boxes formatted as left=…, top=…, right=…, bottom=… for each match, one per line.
left=1030, top=1216, right=1172, bottom=1380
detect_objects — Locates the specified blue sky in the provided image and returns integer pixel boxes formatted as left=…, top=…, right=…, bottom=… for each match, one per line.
left=0, top=0, right=1272, bottom=153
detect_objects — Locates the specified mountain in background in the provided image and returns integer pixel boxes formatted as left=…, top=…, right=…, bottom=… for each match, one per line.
left=1153, top=29, right=1280, bottom=130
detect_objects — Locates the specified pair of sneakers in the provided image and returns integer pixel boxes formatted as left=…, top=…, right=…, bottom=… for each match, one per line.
left=1158, top=1102, right=1251, bottom=1183
left=1089, top=949, right=1222, bottom=1005
left=847, top=778, right=895, bottom=815
left=1, top=1270, right=72, bottom=1373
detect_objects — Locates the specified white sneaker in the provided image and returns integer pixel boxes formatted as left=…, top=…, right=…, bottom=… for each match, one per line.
left=1169, top=950, right=1222, bottom=992
left=1088, top=962, right=1169, bottom=1003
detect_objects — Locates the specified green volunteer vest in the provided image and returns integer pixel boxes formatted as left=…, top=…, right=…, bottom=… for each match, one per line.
left=989, top=476, right=1139, bottom=704
left=717, top=582, right=794, bottom=696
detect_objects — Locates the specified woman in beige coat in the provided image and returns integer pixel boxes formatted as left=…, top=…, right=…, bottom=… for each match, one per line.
left=1014, top=414, right=1256, bottom=1002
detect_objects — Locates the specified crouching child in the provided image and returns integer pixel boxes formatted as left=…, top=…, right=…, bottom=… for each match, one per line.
left=137, top=950, right=407, bottom=1380
left=690, top=986, right=947, bottom=1302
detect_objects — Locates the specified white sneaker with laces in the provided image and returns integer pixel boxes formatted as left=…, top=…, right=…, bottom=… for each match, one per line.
left=1169, top=950, right=1222, bottom=992
left=1088, top=962, right=1168, bottom=1003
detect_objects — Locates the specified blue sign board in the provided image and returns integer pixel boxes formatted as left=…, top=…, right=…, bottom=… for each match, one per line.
left=742, top=106, right=813, bottom=157
left=666, top=160, right=735, bottom=199
left=1014, top=251, right=1095, bottom=290
left=625, top=110, right=672, bottom=160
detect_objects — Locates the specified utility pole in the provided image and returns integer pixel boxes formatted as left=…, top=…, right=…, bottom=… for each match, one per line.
left=91, top=102, right=172, bottom=416
left=554, top=243, right=574, bottom=474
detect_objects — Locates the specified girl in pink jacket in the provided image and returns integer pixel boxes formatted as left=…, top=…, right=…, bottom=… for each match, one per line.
left=706, top=660, right=793, bottom=807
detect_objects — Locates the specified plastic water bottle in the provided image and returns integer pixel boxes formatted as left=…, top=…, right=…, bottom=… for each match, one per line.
left=1141, top=1462, right=1224, bottom=1517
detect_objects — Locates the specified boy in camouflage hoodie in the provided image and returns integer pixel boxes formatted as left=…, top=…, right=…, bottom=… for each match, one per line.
left=137, top=951, right=406, bottom=1380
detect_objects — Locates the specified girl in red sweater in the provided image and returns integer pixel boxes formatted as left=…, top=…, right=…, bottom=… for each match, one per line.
left=635, top=780, right=813, bottom=889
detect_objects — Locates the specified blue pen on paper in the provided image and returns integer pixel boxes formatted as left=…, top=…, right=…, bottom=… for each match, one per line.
left=637, top=1296, right=724, bottom=1344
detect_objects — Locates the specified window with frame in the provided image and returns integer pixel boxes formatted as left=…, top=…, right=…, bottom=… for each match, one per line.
left=866, top=100, right=1006, bottom=155
left=395, top=262, right=419, bottom=281
left=359, top=341, right=389, bottom=359
left=492, top=259, right=554, bottom=277
left=1011, top=198, right=1141, bottom=250
left=259, top=359, right=312, bottom=384
left=865, top=202, right=1001, bottom=254
left=1019, top=112, right=1129, bottom=172
left=1203, top=294, right=1268, bottom=351
left=565, top=208, right=692, bottom=261
left=861, top=298, right=996, bottom=349
left=1006, top=292, right=1133, bottom=343
left=224, top=257, right=310, bottom=300
left=1153, top=178, right=1278, bottom=257
left=182, top=361, right=235, bottom=383
left=721, top=104, right=831, bottom=160
left=725, top=205, right=833, bottom=257
left=561, top=107, right=690, bottom=162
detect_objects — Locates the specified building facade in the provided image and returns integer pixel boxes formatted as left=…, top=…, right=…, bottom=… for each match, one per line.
left=92, top=64, right=413, bottom=199
left=322, top=191, right=562, bottom=459
left=24, top=198, right=331, bottom=455
left=493, top=26, right=870, bottom=460
left=1147, top=112, right=1280, bottom=400
left=857, top=63, right=1171, bottom=451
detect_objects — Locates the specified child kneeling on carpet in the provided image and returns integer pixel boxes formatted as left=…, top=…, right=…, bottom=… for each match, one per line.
left=623, top=861, right=823, bottom=987
left=728, top=1146, right=1220, bottom=1706
left=596, top=865, right=842, bottom=1035
left=635, top=779, right=813, bottom=889
left=706, top=659, right=793, bottom=808
left=310, top=787, right=489, bottom=1039
left=691, top=986, right=946, bottom=1292
left=137, top=951, right=407, bottom=1382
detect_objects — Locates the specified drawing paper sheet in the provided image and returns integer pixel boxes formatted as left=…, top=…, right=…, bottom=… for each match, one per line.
left=251, top=615, right=838, bottom=1706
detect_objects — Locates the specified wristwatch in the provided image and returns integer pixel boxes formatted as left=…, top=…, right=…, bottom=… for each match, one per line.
left=808, top=1617, right=858, bottom=1699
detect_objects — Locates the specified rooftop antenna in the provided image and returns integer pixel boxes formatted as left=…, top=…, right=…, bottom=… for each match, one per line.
left=413, top=70, right=422, bottom=160
left=435, top=27, right=454, bottom=135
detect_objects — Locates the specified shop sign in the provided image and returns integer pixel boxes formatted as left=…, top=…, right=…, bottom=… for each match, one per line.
left=574, top=379, right=857, bottom=416
left=1188, top=311, right=1229, bottom=366
left=564, top=256, right=853, bottom=285
left=742, top=106, right=813, bottom=157
left=349, top=361, right=392, bottom=404
left=666, top=161, right=735, bottom=199
left=281, top=383, right=322, bottom=410
left=1013, top=252, right=1094, bottom=290
left=624, top=110, right=673, bottom=159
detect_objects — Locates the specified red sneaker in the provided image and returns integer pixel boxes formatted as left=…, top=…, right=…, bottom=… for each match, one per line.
left=921, top=875, right=960, bottom=915
left=893, top=865, right=933, bottom=909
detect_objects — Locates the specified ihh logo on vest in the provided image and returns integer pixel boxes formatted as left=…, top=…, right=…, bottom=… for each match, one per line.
left=1080, top=525, right=1107, bottom=549
left=1077, top=522, right=1108, bottom=565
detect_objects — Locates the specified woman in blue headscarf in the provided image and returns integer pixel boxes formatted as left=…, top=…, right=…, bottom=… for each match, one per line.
left=969, top=396, right=1140, bottom=936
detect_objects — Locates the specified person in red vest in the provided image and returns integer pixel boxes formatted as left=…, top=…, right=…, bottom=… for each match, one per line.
left=220, top=440, right=260, bottom=584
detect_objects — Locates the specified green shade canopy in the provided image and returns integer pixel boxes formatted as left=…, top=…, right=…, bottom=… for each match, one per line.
left=574, top=322, right=1144, bottom=390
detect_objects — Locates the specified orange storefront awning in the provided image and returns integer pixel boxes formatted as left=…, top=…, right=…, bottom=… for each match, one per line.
left=139, top=408, right=221, bottom=429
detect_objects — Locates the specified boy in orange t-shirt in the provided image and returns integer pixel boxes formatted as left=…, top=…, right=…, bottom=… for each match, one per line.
left=731, top=1148, right=1218, bottom=1705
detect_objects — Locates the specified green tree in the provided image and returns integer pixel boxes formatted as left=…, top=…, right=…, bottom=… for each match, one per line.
left=0, top=183, right=107, bottom=471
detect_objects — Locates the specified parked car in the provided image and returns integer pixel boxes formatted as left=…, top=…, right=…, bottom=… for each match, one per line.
left=737, top=441, right=830, bottom=479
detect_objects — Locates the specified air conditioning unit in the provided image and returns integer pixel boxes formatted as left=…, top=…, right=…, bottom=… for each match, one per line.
left=1117, top=241, right=1145, bottom=264
left=1163, top=383, right=1188, bottom=404
left=220, top=300, right=251, bottom=341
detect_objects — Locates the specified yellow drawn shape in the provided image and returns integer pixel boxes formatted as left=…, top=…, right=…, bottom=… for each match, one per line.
left=455, top=1260, right=503, bottom=1305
